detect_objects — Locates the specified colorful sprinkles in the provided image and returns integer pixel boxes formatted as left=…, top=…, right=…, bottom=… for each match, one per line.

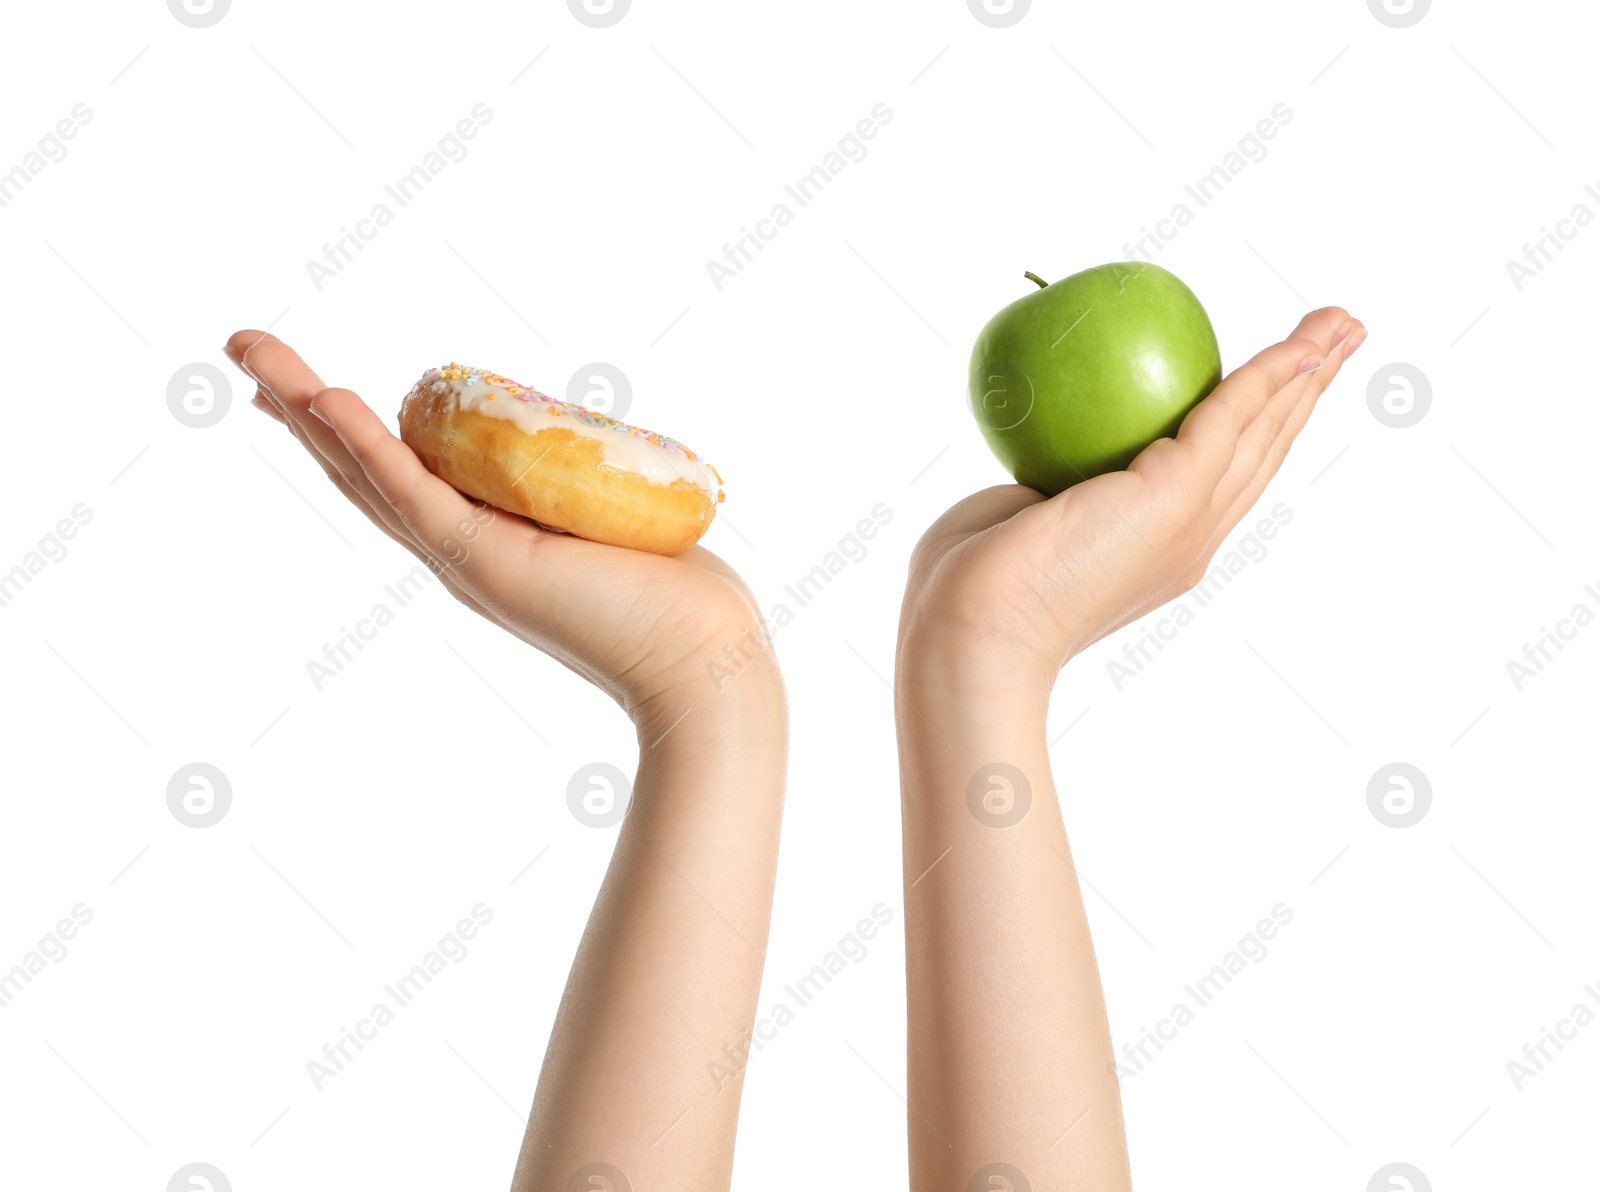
left=433, top=364, right=715, bottom=486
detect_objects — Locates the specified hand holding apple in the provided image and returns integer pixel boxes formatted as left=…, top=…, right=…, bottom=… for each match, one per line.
left=904, top=306, right=1365, bottom=691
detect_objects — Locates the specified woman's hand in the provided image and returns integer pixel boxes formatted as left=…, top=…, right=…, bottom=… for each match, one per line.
left=225, top=331, right=778, bottom=732
left=898, top=307, right=1365, bottom=696
left=892, top=307, right=1363, bottom=1192
left=226, top=331, right=789, bottom=1188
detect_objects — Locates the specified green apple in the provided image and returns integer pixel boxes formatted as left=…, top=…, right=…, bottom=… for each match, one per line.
left=968, top=261, right=1221, bottom=495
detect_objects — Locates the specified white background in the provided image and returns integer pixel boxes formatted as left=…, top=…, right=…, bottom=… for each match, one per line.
left=1, top=1, right=1595, bottom=1188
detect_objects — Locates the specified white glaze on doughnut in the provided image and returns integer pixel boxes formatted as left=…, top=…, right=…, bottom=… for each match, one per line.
left=404, top=365, right=721, bottom=499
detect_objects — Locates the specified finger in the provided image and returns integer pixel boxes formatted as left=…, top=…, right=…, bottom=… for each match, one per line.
left=1172, top=339, right=1323, bottom=490
left=1211, top=315, right=1362, bottom=512
left=228, top=331, right=349, bottom=459
left=314, top=457, right=513, bottom=622
left=226, top=333, right=504, bottom=621
left=248, top=387, right=448, bottom=570
left=227, top=330, right=320, bottom=433
left=225, top=330, right=294, bottom=420
left=251, top=390, right=288, bottom=425
left=1236, top=316, right=1365, bottom=498
left=231, top=333, right=325, bottom=408
left=227, top=329, right=424, bottom=550
left=225, top=327, right=286, bottom=370
left=309, top=386, right=506, bottom=569
left=1282, top=306, right=1354, bottom=361
left=1204, top=428, right=1305, bottom=562
left=1172, top=306, right=1351, bottom=491
left=303, top=447, right=518, bottom=623
left=255, top=380, right=510, bottom=610
left=1206, top=319, right=1366, bottom=550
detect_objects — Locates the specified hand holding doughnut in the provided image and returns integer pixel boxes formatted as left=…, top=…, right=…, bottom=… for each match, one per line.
left=224, top=331, right=777, bottom=726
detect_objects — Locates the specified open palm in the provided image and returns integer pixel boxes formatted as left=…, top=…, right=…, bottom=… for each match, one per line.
left=899, top=307, right=1365, bottom=686
left=226, top=331, right=764, bottom=722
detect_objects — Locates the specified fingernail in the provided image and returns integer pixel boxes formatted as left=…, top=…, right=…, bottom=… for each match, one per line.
left=1298, top=354, right=1325, bottom=375
left=308, top=397, right=333, bottom=427
left=1343, top=328, right=1367, bottom=358
left=1330, top=320, right=1355, bottom=348
left=251, top=394, right=287, bottom=426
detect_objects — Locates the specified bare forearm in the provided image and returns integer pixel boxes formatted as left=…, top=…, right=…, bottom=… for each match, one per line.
left=889, top=306, right=1361, bottom=1190
left=896, top=645, right=1130, bottom=1192
left=513, top=676, right=788, bottom=1191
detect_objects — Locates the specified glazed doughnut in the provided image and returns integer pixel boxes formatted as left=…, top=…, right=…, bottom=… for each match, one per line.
left=399, top=364, right=723, bottom=556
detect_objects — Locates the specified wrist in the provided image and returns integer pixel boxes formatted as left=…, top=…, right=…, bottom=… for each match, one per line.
left=895, top=626, right=1057, bottom=722
left=893, top=631, right=1055, bottom=840
left=630, top=664, right=788, bottom=828
left=632, top=644, right=786, bottom=753
left=893, top=661, right=1051, bottom=775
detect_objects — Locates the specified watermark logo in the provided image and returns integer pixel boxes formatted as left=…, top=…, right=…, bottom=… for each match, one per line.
left=1506, top=186, right=1599, bottom=290
left=1367, top=0, right=1429, bottom=28
left=568, top=763, right=631, bottom=828
left=1109, top=505, right=1294, bottom=689
left=972, top=365, right=1034, bottom=430
left=1368, top=1163, right=1431, bottom=1191
left=0, top=503, right=94, bottom=612
left=568, top=0, right=629, bottom=28
left=168, top=1164, right=231, bottom=1191
left=1112, top=903, right=1295, bottom=1081
left=437, top=502, right=498, bottom=570
left=567, top=1163, right=631, bottom=1191
left=708, top=624, right=774, bottom=695
left=710, top=503, right=896, bottom=692
left=566, top=364, right=632, bottom=421
left=1505, top=584, right=1599, bottom=691
left=1122, top=104, right=1294, bottom=262
left=1506, top=984, right=1600, bottom=1090
left=1367, top=363, right=1430, bottom=428
left=968, top=763, right=1031, bottom=828
left=968, top=1162, right=1032, bottom=1192
left=706, top=105, right=893, bottom=291
left=0, top=104, right=94, bottom=211
left=707, top=903, right=894, bottom=1090
left=306, top=105, right=494, bottom=292
left=968, top=0, right=1031, bottom=28
left=305, top=565, right=437, bottom=691
left=305, top=904, right=494, bottom=1089
left=1366, top=763, right=1430, bottom=829
left=0, top=904, right=94, bottom=1010
left=167, top=764, right=232, bottom=829
left=168, top=364, right=232, bottom=429
left=168, top=0, right=230, bottom=28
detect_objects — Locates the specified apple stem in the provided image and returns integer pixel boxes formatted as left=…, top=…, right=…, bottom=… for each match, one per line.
left=1024, top=271, right=1049, bottom=289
